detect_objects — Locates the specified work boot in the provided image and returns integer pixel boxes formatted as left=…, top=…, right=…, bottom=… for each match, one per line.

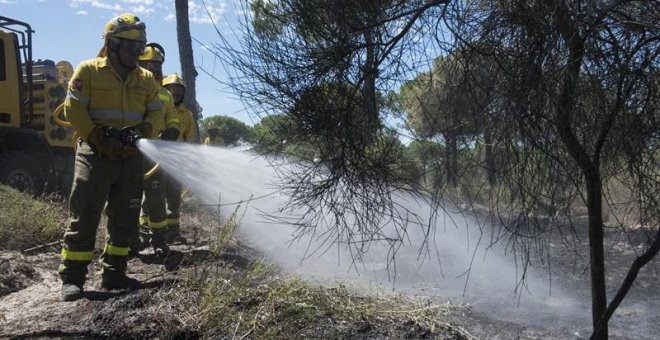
left=101, top=273, right=140, bottom=290
left=151, top=228, right=169, bottom=256
left=153, top=244, right=170, bottom=258
left=61, top=283, right=84, bottom=301
left=166, top=227, right=187, bottom=245
left=129, top=227, right=152, bottom=256
left=128, top=238, right=142, bottom=256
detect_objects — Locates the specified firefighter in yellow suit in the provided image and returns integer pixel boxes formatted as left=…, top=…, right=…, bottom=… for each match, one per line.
left=59, top=13, right=164, bottom=301
left=203, top=121, right=225, bottom=146
left=134, top=44, right=180, bottom=256
left=162, top=73, right=197, bottom=243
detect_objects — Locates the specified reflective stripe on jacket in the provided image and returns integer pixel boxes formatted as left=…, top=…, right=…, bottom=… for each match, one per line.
left=64, top=57, right=164, bottom=140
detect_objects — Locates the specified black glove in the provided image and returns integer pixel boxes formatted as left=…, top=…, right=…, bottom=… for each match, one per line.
left=118, top=126, right=143, bottom=148
left=161, top=127, right=180, bottom=141
left=138, top=122, right=153, bottom=138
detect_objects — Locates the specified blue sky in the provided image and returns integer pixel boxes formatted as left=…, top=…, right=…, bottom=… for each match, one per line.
left=0, top=0, right=255, bottom=125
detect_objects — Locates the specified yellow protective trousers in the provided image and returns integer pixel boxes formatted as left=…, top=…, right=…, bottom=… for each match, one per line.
left=59, top=141, right=143, bottom=284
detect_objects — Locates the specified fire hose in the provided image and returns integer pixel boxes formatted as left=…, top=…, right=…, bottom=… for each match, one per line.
left=53, top=102, right=71, bottom=127
left=53, top=103, right=160, bottom=179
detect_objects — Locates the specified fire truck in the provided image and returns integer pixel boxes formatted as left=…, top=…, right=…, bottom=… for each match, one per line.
left=0, top=16, right=75, bottom=195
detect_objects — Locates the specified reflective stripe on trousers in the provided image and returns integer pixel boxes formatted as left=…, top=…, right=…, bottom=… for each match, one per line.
left=61, top=248, right=94, bottom=261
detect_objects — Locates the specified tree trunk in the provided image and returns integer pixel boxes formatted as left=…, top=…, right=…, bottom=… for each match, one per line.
left=585, top=170, right=608, bottom=339
left=592, top=227, right=660, bottom=339
left=484, top=130, right=496, bottom=186
left=362, top=11, right=379, bottom=141
left=446, top=132, right=458, bottom=188
left=175, top=0, right=201, bottom=142
left=552, top=2, right=608, bottom=337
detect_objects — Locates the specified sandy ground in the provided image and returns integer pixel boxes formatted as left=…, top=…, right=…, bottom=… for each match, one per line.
left=0, top=243, right=213, bottom=338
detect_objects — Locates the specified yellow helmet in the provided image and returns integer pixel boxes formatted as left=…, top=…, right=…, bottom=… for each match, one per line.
left=139, top=42, right=165, bottom=63
left=163, top=73, right=186, bottom=88
left=104, top=13, right=146, bottom=42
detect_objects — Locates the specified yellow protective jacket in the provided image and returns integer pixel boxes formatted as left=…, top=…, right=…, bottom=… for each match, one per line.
left=158, top=87, right=179, bottom=138
left=64, top=57, right=164, bottom=140
left=172, top=103, right=198, bottom=142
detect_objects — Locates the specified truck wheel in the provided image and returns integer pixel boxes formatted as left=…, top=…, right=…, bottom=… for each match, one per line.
left=0, top=152, right=45, bottom=196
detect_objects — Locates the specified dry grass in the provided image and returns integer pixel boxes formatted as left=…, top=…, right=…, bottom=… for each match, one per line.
left=197, top=261, right=471, bottom=339
left=0, top=185, right=67, bottom=251
left=0, top=190, right=475, bottom=339
left=151, top=200, right=474, bottom=339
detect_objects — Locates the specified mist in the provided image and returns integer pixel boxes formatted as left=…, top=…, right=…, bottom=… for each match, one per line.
left=137, top=139, right=608, bottom=335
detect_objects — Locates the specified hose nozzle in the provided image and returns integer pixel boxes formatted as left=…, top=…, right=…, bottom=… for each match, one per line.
left=103, top=126, right=143, bottom=147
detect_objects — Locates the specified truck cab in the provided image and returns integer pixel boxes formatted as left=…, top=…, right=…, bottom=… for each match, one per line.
left=0, top=16, right=75, bottom=195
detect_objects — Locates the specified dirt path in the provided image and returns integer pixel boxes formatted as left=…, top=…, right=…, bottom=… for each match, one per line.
left=0, top=241, right=244, bottom=339
left=0, top=251, right=72, bottom=337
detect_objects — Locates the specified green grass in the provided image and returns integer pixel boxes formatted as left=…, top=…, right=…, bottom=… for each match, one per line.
left=0, top=184, right=67, bottom=250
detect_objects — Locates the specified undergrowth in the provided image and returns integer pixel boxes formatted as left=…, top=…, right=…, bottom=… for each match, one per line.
left=0, top=185, right=67, bottom=250
left=0, top=188, right=474, bottom=339
left=179, top=199, right=473, bottom=339
left=198, top=262, right=465, bottom=339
